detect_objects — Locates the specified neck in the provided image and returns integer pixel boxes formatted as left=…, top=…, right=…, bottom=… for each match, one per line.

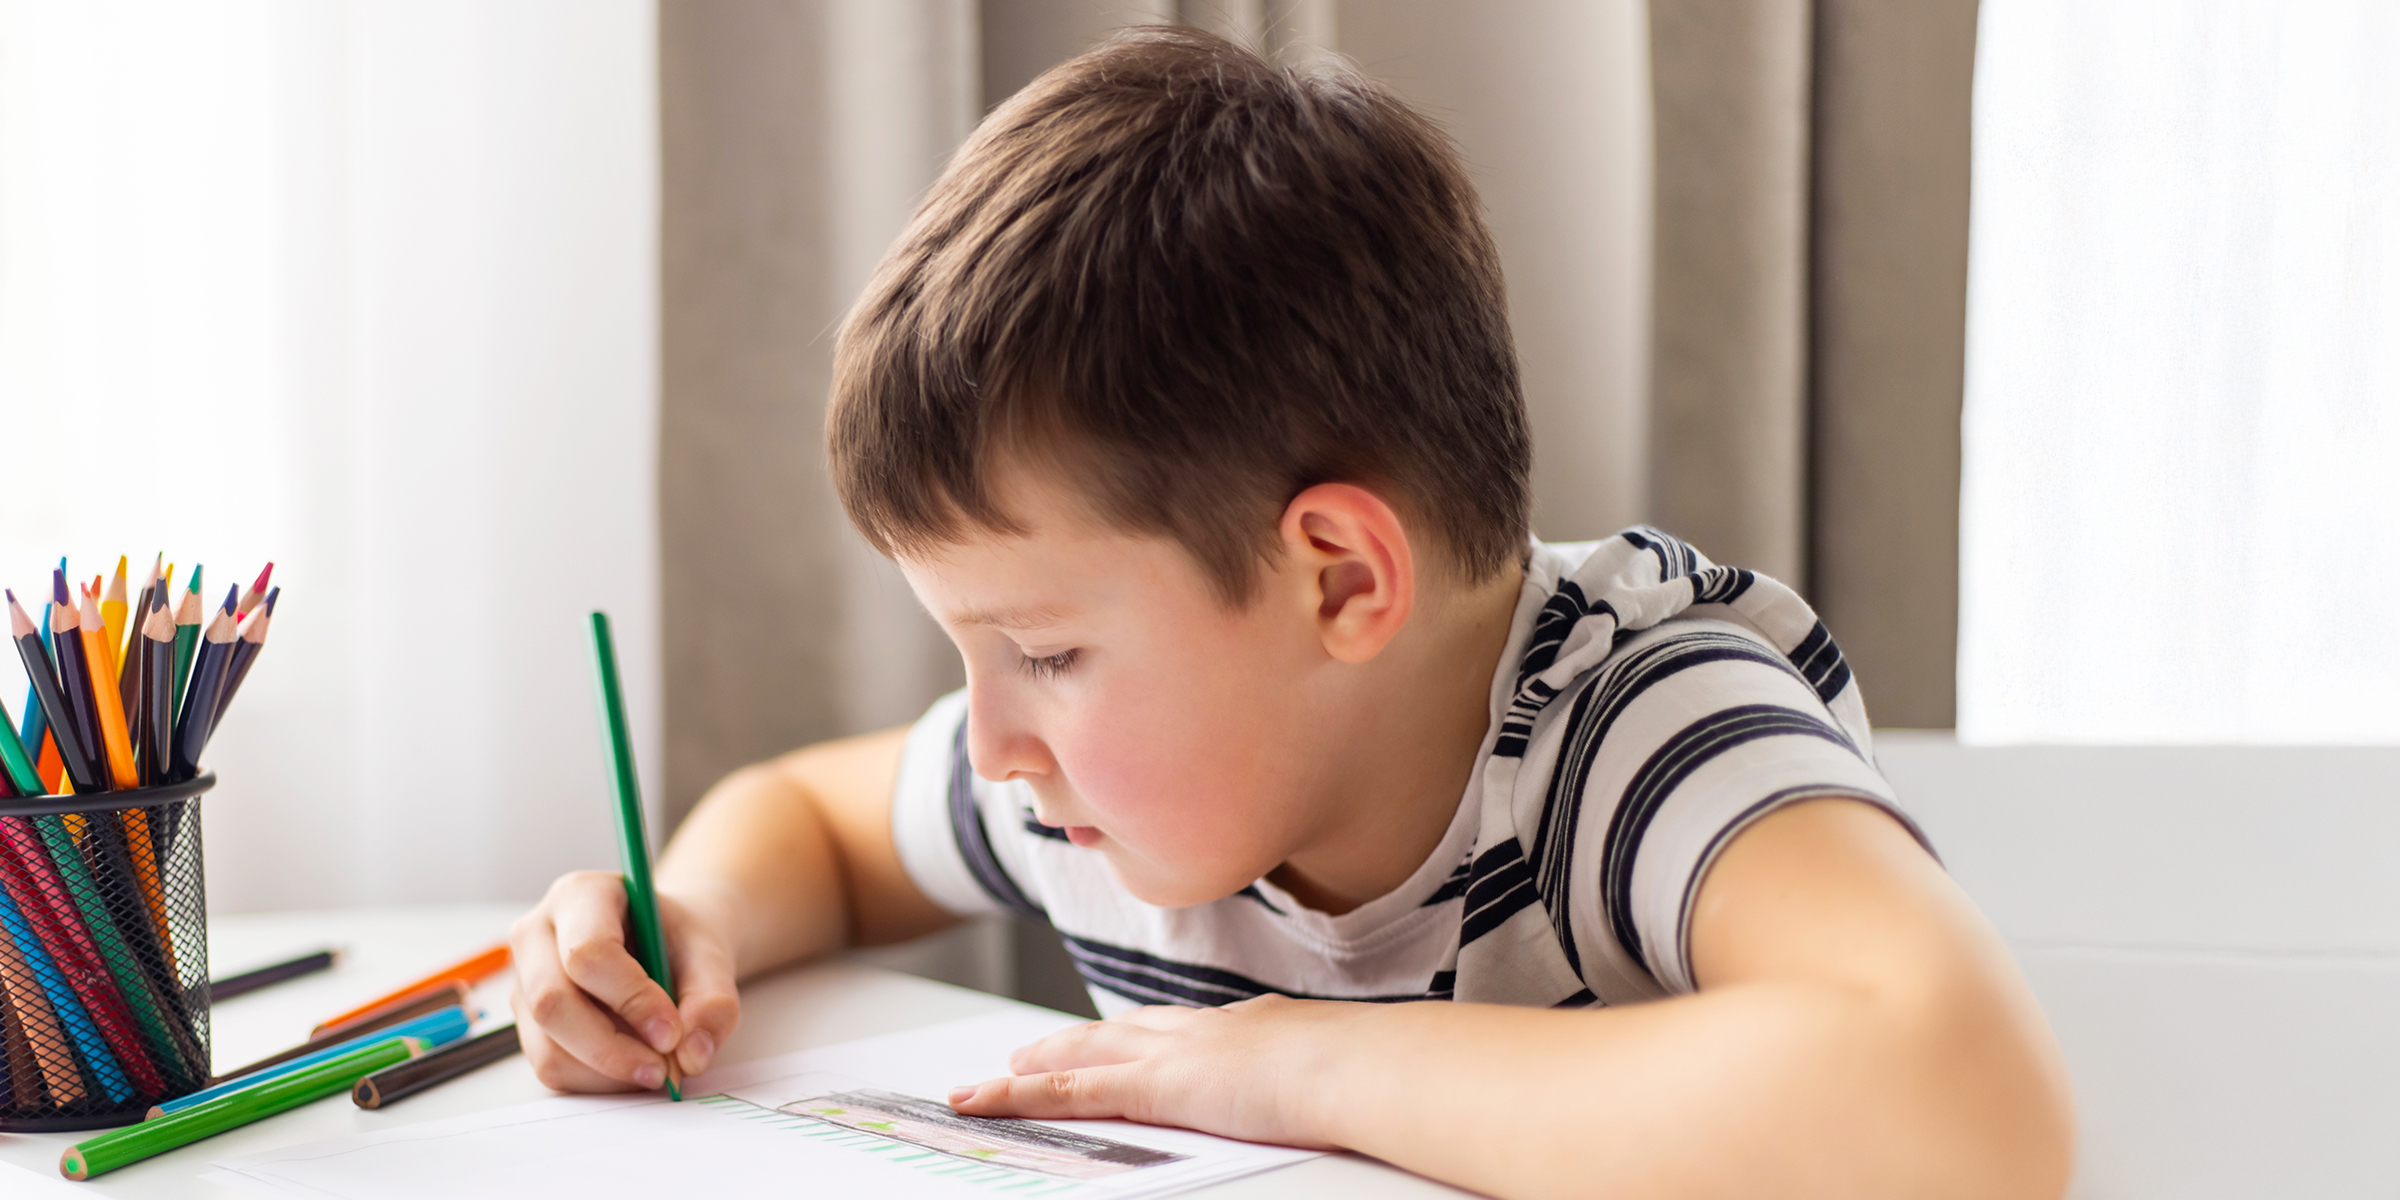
left=1270, top=559, right=1525, bottom=915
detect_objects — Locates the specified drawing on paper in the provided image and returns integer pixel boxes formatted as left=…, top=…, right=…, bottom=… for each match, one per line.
left=775, top=1088, right=1188, bottom=1180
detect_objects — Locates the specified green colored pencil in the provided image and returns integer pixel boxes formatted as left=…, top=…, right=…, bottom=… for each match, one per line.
left=0, top=695, right=42, bottom=795
left=60, top=1036, right=422, bottom=1180
left=170, top=566, right=202, bottom=723
left=586, top=611, right=679, bottom=1101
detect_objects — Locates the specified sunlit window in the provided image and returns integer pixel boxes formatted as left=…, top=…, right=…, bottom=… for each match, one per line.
left=1959, top=0, right=2400, bottom=743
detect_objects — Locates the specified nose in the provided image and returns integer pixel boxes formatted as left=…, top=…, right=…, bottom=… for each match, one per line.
left=964, top=685, right=1054, bottom=784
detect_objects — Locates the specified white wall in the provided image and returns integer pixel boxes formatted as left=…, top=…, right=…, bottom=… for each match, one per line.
left=0, top=0, right=661, bottom=913
left=1880, top=735, right=2400, bottom=1200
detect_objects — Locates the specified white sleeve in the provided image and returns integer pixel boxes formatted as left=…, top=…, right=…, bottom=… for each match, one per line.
left=1561, top=618, right=1930, bottom=996
left=889, top=689, right=1048, bottom=920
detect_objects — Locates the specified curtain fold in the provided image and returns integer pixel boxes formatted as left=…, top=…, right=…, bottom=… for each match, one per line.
left=1648, top=0, right=1976, bottom=728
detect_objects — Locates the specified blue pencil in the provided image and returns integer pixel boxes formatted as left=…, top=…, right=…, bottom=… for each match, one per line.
left=147, top=1003, right=471, bottom=1118
left=0, top=873, right=132, bottom=1102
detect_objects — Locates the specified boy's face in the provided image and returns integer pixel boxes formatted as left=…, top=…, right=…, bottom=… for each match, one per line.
left=897, top=471, right=1351, bottom=908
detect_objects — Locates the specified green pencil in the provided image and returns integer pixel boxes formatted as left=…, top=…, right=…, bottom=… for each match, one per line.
left=60, top=1036, right=423, bottom=1180
left=586, top=611, right=679, bottom=1101
left=170, top=566, right=201, bottom=724
left=0, top=695, right=42, bottom=795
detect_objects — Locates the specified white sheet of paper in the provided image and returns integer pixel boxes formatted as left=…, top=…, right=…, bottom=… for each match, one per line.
left=206, top=1009, right=1320, bottom=1200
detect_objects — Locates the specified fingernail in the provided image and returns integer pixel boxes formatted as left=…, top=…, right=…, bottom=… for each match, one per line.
left=643, top=1019, right=675, bottom=1052
left=635, top=1062, right=666, bottom=1089
left=947, top=1085, right=977, bottom=1107
left=682, top=1030, right=716, bottom=1072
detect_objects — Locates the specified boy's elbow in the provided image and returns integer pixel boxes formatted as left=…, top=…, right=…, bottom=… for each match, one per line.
left=1889, top=962, right=2079, bottom=1200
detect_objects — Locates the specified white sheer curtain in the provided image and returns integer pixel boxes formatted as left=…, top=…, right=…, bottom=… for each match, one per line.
left=0, top=1, right=661, bottom=910
left=1960, top=0, right=2400, bottom=744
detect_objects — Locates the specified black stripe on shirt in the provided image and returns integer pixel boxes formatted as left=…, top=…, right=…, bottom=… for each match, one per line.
left=1600, top=704, right=1860, bottom=971
left=1021, top=813, right=1072, bottom=842
left=1530, top=631, right=1805, bottom=978
left=948, top=720, right=1045, bottom=920
left=1059, top=933, right=1437, bottom=1008
left=1458, top=838, right=1539, bottom=948
left=1787, top=620, right=1853, bottom=704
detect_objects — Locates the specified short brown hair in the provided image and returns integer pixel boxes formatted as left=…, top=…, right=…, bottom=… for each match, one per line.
left=829, top=26, right=1529, bottom=604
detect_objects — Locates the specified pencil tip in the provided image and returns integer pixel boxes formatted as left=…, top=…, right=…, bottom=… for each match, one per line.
left=114, top=556, right=127, bottom=577
left=263, top=587, right=281, bottom=616
left=188, top=564, right=204, bottom=594
left=52, top=571, right=68, bottom=605
left=251, top=562, right=274, bottom=591
left=221, top=584, right=238, bottom=615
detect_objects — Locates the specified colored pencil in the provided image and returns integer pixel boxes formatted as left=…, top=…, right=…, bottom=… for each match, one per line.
left=589, top=611, right=680, bottom=1100
left=0, top=800, right=90, bottom=1106
left=233, top=562, right=272, bottom=623
left=76, top=584, right=141, bottom=790
left=170, top=566, right=202, bottom=722
left=0, top=856, right=129, bottom=1102
left=0, top=694, right=41, bottom=797
left=49, top=574, right=110, bottom=792
left=11, top=584, right=101, bottom=795
left=61, top=1037, right=423, bottom=1181
left=209, top=586, right=276, bottom=738
left=99, top=556, right=128, bottom=680
left=217, top=980, right=462, bottom=1082
left=352, top=1023, right=521, bottom=1109
left=0, top=980, right=39, bottom=1109
left=0, top=815, right=161, bottom=1096
left=152, top=1004, right=467, bottom=1118
left=23, top=813, right=181, bottom=1093
left=311, top=943, right=510, bottom=1035
left=141, top=598, right=175, bottom=787
left=169, top=590, right=238, bottom=780
left=208, top=947, right=339, bottom=1003
left=117, top=555, right=159, bottom=759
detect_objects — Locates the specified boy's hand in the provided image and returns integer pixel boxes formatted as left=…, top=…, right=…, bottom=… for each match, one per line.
left=510, top=870, right=742, bottom=1093
left=945, top=995, right=1367, bottom=1147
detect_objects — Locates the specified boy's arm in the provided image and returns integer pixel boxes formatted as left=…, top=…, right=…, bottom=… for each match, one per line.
left=512, top=728, right=956, bottom=1093
left=952, top=799, right=2077, bottom=1200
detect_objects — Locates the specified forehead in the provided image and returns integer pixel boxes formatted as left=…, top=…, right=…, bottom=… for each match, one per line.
left=897, top=468, right=1203, bottom=628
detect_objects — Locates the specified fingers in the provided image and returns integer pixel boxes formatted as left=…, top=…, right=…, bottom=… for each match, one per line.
left=1006, top=1019, right=1161, bottom=1075
left=661, top=895, right=740, bottom=1077
left=948, top=1063, right=1149, bottom=1122
left=509, top=873, right=676, bottom=1092
left=551, top=875, right=684, bottom=1055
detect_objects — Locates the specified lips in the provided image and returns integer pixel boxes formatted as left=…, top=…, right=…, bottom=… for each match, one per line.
left=1064, top=825, right=1104, bottom=848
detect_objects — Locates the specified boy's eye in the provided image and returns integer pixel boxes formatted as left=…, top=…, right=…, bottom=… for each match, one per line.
left=1017, top=648, right=1082, bottom=680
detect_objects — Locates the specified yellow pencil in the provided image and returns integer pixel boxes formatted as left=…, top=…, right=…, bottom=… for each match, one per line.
left=100, top=557, right=129, bottom=679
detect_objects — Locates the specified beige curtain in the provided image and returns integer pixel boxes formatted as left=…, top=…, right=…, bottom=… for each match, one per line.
left=1649, top=0, right=1978, bottom=728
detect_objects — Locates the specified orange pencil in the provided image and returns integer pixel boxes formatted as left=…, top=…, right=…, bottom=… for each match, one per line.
left=312, top=944, right=511, bottom=1036
left=76, top=586, right=139, bottom=790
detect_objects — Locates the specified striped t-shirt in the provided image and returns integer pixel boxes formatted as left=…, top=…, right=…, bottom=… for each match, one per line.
left=890, top=529, right=1923, bottom=1015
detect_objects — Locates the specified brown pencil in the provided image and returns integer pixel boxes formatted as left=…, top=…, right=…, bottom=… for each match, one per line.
left=213, top=981, right=467, bottom=1083
left=352, top=1024, right=522, bottom=1108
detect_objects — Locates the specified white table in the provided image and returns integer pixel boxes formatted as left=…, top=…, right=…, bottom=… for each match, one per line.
left=0, top=904, right=1462, bottom=1196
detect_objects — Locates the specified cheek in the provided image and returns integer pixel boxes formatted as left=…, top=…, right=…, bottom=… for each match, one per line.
left=1053, top=622, right=1308, bottom=867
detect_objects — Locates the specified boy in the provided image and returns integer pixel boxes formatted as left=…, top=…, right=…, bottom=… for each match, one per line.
left=513, top=28, right=2073, bottom=1200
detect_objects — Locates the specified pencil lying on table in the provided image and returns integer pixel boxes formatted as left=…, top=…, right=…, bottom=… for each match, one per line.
left=353, top=1024, right=522, bottom=1109
left=208, top=947, right=341, bottom=1003
left=311, top=944, right=509, bottom=1036
left=63, top=1037, right=426, bottom=1181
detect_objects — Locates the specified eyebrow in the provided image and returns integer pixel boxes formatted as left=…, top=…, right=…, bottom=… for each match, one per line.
left=945, top=602, right=1076, bottom=629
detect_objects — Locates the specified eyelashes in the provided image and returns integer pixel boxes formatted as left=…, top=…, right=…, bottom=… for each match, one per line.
left=1017, top=648, right=1082, bottom=680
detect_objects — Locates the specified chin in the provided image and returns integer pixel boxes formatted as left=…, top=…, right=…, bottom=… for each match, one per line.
left=1101, top=852, right=1249, bottom=910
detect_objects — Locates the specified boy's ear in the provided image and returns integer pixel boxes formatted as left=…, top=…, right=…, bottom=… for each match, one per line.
left=1279, top=483, right=1415, bottom=664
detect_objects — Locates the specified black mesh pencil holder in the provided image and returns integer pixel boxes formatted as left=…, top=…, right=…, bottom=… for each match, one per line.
left=0, top=774, right=212, bottom=1131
